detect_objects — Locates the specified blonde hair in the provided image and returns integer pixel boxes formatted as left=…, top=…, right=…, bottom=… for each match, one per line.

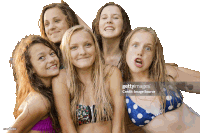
left=60, top=25, right=113, bottom=126
left=120, top=27, right=183, bottom=114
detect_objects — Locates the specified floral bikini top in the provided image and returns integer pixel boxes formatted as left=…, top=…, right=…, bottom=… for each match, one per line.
left=76, top=65, right=115, bottom=126
left=126, top=88, right=183, bottom=127
left=76, top=105, right=110, bottom=125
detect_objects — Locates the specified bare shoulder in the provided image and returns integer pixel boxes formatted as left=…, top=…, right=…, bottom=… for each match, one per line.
left=25, top=92, right=50, bottom=115
left=52, top=69, right=68, bottom=83
left=109, top=66, right=122, bottom=79
left=52, top=69, right=69, bottom=95
left=104, top=65, right=121, bottom=78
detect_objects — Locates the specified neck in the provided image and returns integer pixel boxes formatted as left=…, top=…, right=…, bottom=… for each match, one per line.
left=76, top=67, right=93, bottom=86
left=40, top=77, right=52, bottom=88
left=131, top=69, right=152, bottom=82
left=102, top=37, right=122, bottom=57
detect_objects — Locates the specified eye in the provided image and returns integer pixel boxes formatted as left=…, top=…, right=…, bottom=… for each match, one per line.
left=70, top=46, right=78, bottom=50
left=44, top=23, right=49, bottom=27
left=85, top=43, right=92, bottom=47
left=133, top=44, right=138, bottom=47
left=50, top=51, right=56, bottom=56
left=39, top=56, right=45, bottom=60
left=145, top=47, right=151, bottom=51
left=55, top=19, right=60, bottom=23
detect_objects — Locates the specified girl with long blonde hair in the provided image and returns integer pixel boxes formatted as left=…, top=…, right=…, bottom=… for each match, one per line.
left=52, top=25, right=125, bottom=133
left=120, top=27, right=200, bottom=133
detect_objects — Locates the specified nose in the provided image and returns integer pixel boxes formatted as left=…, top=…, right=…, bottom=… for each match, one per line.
left=137, top=47, right=143, bottom=57
left=106, top=16, right=112, bottom=24
left=49, top=22, right=56, bottom=31
left=47, top=55, right=55, bottom=63
left=79, top=46, right=86, bottom=55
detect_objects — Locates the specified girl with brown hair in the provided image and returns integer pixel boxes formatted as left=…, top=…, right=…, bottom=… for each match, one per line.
left=8, top=35, right=62, bottom=132
left=52, top=25, right=125, bottom=133
left=92, top=2, right=131, bottom=68
left=39, top=1, right=90, bottom=47
left=120, top=27, right=200, bottom=133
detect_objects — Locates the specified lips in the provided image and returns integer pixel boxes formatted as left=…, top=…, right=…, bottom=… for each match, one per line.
left=77, top=57, right=90, bottom=60
left=135, top=58, right=143, bottom=68
left=104, top=26, right=115, bottom=31
left=47, top=64, right=57, bottom=70
left=49, top=31, right=60, bottom=35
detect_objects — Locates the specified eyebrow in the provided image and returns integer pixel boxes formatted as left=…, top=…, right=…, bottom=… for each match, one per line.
left=44, top=16, right=60, bottom=21
left=100, top=13, right=121, bottom=16
left=37, top=52, right=45, bottom=57
left=130, top=41, right=153, bottom=46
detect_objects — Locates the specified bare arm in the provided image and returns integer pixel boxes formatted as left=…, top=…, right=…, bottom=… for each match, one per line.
left=52, top=69, right=77, bottom=133
left=76, top=14, right=91, bottom=30
left=109, top=66, right=125, bottom=133
left=7, top=93, right=49, bottom=133
left=166, top=64, right=200, bottom=94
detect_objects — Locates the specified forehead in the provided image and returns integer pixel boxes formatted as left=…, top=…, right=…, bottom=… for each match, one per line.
left=130, top=31, right=155, bottom=45
left=101, top=5, right=121, bottom=16
left=70, top=30, right=94, bottom=45
left=44, top=7, right=65, bottom=20
left=29, top=43, right=51, bottom=55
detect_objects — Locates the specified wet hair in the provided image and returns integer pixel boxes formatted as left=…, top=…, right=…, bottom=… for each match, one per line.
left=39, top=1, right=79, bottom=44
left=13, top=35, right=62, bottom=131
left=92, top=2, right=131, bottom=51
left=60, top=25, right=113, bottom=127
left=120, top=27, right=183, bottom=114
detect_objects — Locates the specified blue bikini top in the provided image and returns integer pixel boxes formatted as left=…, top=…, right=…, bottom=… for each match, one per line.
left=126, top=88, right=183, bottom=127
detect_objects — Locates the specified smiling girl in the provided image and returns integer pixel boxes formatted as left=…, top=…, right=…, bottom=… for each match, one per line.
left=92, top=2, right=131, bottom=68
left=8, top=35, right=61, bottom=133
left=52, top=25, right=125, bottom=133
left=40, top=1, right=90, bottom=47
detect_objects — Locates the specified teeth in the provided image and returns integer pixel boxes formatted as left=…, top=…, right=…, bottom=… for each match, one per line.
left=136, top=59, right=142, bottom=64
left=105, top=27, right=114, bottom=31
left=48, top=65, right=57, bottom=69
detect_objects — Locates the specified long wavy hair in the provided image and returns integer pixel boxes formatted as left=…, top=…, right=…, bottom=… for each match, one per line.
left=13, top=35, right=62, bottom=131
left=39, top=1, right=79, bottom=45
left=120, top=27, right=183, bottom=114
left=92, top=2, right=131, bottom=51
left=60, top=25, right=113, bottom=127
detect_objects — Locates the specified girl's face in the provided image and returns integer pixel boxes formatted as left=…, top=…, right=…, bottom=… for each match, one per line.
left=29, top=43, right=60, bottom=79
left=69, top=30, right=96, bottom=70
left=126, top=31, right=155, bottom=74
left=44, top=7, right=69, bottom=43
left=99, top=5, right=123, bottom=39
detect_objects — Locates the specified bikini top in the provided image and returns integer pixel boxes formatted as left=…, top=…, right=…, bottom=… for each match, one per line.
left=31, top=116, right=57, bottom=132
left=76, top=104, right=110, bottom=125
left=126, top=88, right=183, bottom=127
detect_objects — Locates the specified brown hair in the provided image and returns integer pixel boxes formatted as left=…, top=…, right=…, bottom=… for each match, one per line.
left=13, top=35, right=62, bottom=131
left=92, top=2, right=131, bottom=51
left=120, top=27, right=183, bottom=114
left=39, top=1, right=79, bottom=43
left=60, top=25, right=113, bottom=127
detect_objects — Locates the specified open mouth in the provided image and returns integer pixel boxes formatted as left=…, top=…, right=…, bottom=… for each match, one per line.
left=104, top=26, right=115, bottom=31
left=47, top=64, right=57, bottom=70
left=135, top=58, right=143, bottom=67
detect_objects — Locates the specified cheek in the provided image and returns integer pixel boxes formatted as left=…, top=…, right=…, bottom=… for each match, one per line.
left=145, top=53, right=154, bottom=65
left=126, top=51, right=134, bottom=66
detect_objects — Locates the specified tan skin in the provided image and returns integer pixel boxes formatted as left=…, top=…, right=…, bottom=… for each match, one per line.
left=99, top=5, right=123, bottom=67
left=7, top=44, right=60, bottom=133
left=126, top=31, right=200, bottom=133
left=52, top=30, right=124, bottom=133
left=44, top=7, right=90, bottom=44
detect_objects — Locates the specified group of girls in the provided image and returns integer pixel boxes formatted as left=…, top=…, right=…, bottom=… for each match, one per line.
left=8, top=1, right=200, bottom=133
